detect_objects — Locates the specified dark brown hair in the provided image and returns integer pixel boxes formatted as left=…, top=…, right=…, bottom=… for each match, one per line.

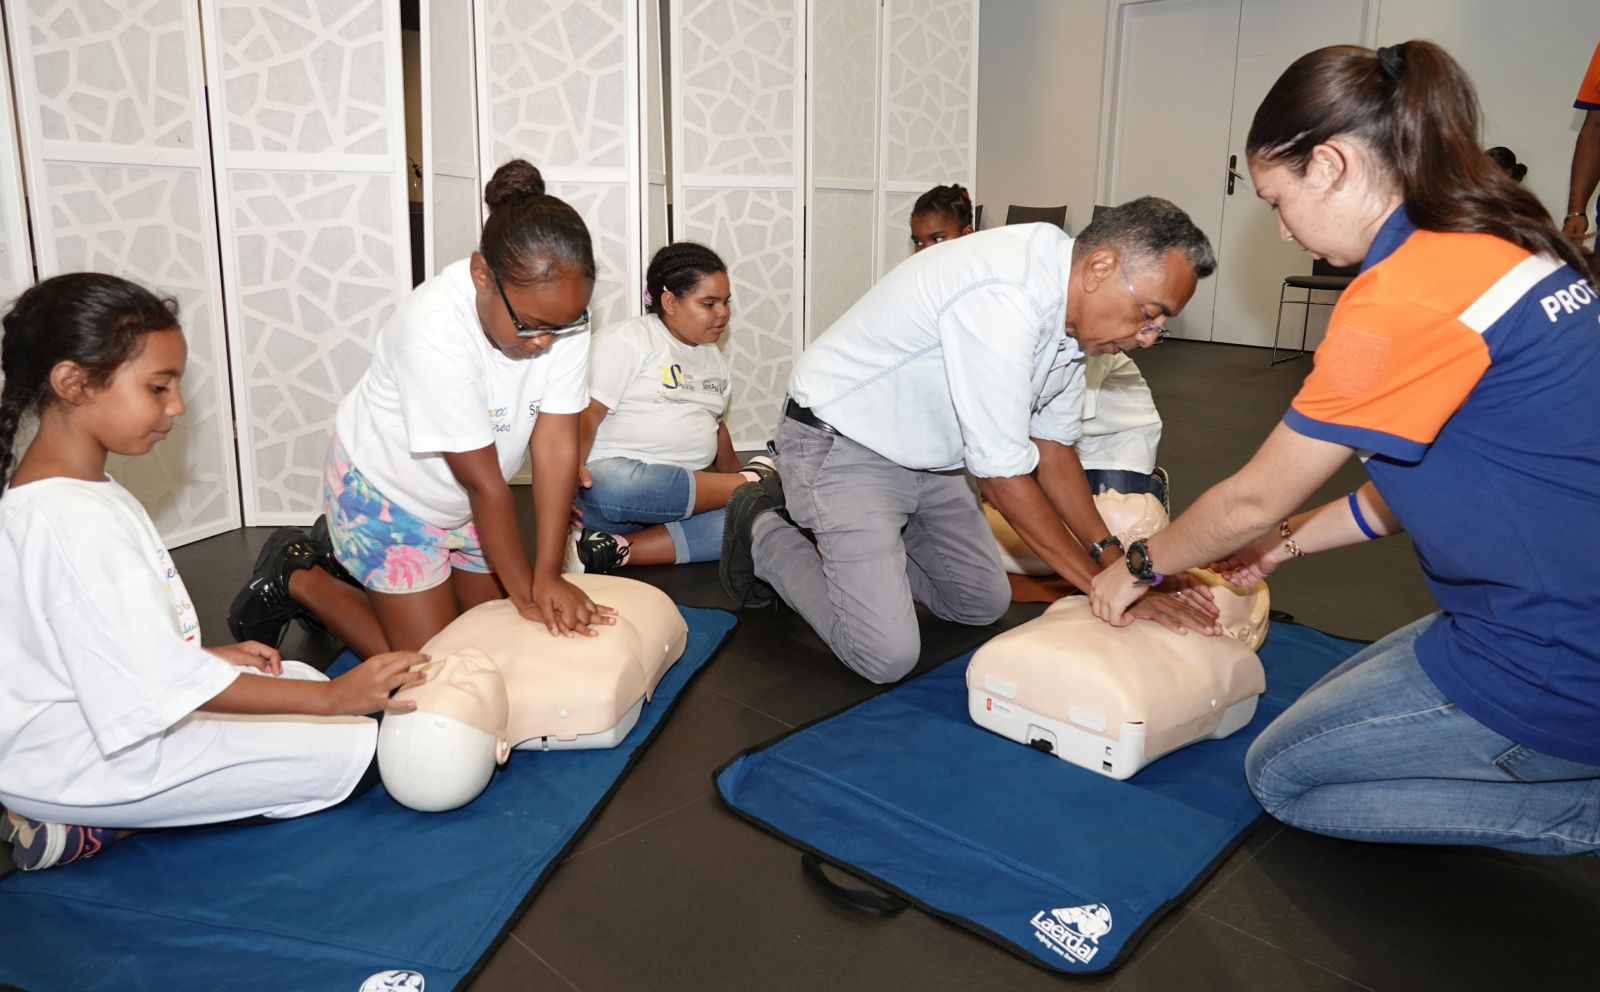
left=644, top=242, right=727, bottom=317
left=1247, top=41, right=1596, bottom=279
left=0, top=273, right=179, bottom=495
left=912, top=183, right=974, bottom=230
left=480, top=159, right=596, bottom=286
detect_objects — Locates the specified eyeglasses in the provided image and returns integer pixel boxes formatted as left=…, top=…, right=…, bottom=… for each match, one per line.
left=490, top=267, right=590, bottom=338
left=1121, top=270, right=1171, bottom=340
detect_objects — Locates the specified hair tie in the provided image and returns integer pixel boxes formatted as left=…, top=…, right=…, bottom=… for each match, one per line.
left=1376, top=45, right=1405, bottom=81
left=642, top=289, right=653, bottom=307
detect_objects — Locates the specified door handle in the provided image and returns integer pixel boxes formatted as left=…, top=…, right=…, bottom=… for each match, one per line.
left=1226, top=154, right=1244, bottom=195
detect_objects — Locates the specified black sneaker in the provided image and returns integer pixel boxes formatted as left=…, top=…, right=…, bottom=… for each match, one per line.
left=308, top=514, right=360, bottom=588
left=741, top=454, right=778, bottom=482
left=720, top=472, right=784, bottom=609
left=564, top=529, right=630, bottom=574
left=227, top=527, right=321, bottom=645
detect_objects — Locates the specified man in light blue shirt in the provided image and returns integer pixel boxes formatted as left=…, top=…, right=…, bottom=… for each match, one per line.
left=721, top=198, right=1221, bottom=684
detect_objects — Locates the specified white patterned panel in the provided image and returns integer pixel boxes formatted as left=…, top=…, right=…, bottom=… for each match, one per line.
left=879, top=189, right=918, bottom=275
left=48, top=163, right=231, bottom=535
left=431, top=174, right=481, bottom=273
left=678, top=0, right=799, bottom=178
left=205, top=0, right=408, bottom=525
left=22, top=0, right=197, bottom=149
left=810, top=0, right=878, bottom=183
left=680, top=188, right=799, bottom=445
left=808, top=188, right=874, bottom=342
left=212, top=0, right=393, bottom=156
left=484, top=0, right=630, bottom=171
left=7, top=0, right=238, bottom=546
left=228, top=170, right=401, bottom=515
left=882, top=0, right=976, bottom=185
left=0, top=39, right=32, bottom=298
left=546, top=180, right=632, bottom=330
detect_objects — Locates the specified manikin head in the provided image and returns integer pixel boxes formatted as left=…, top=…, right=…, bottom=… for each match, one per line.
left=1064, top=197, right=1214, bottom=357
left=377, top=650, right=511, bottom=813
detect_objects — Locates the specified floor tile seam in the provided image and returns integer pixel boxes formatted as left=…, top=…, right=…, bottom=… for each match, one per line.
left=1188, top=822, right=1286, bottom=912
left=702, top=684, right=799, bottom=729
left=1195, top=911, right=1381, bottom=991
left=565, top=794, right=713, bottom=861
left=507, top=932, right=583, bottom=991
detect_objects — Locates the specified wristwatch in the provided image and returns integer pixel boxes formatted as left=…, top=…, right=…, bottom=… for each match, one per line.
left=1124, top=538, right=1164, bottom=586
left=1088, top=534, right=1124, bottom=565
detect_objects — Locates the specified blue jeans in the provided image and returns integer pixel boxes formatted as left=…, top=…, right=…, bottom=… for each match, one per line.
left=1246, top=613, right=1600, bottom=855
left=575, top=457, right=723, bottom=563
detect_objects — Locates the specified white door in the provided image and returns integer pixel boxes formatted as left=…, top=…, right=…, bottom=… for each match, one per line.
left=1107, top=0, right=1371, bottom=345
left=1106, top=0, right=1242, bottom=341
left=1210, top=0, right=1369, bottom=348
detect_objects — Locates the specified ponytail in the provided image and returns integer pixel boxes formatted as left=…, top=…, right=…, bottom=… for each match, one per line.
left=1247, top=41, right=1596, bottom=281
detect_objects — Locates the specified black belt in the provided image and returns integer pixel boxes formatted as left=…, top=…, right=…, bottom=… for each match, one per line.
left=784, top=398, right=841, bottom=435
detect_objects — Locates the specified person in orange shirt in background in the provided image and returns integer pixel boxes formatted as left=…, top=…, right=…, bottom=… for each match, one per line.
left=1563, top=40, right=1600, bottom=241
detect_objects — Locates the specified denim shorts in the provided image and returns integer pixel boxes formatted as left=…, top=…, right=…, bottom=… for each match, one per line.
left=321, top=435, right=489, bottom=593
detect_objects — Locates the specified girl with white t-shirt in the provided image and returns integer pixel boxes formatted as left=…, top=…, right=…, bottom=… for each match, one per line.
left=0, top=274, right=426, bottom=871
left=227, top=160, right=616, bottom=654
left=567, top=243, right=774, bottom=572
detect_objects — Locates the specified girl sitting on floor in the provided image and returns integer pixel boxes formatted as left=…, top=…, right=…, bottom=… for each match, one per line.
left=567, top=243, right=774, bottom=573
left=0, top=273, right=425, bottom=871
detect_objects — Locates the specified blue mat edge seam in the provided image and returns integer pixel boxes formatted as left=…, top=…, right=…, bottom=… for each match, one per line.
left=710, top=616, right=1371, bottom=977
left=446, top=605, right=739, bottom=989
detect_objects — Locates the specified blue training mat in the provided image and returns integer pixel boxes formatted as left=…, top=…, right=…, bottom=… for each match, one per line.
left=716, top=621, right=1363, bottom=975
left=0, top=606, right=737, bottom=992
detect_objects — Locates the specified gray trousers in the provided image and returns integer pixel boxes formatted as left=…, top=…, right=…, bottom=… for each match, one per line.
left=751, top=416, right=1011, bottom=684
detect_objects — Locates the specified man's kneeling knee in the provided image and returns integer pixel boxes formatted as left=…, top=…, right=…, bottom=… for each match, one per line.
left=846, top=642, right=921, bottom=685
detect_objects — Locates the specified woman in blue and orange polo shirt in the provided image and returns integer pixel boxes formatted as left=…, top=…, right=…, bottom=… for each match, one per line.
left=1091, top=41, right=1600, bottom=855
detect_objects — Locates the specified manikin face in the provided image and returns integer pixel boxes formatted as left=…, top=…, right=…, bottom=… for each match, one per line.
left=1066, top=248, right=1198, bottom=356
left=66, top=327, right=188, bottom=458
left=402, top=651, right=512, bottom=762
left=469, top=251, right=594, bottom=360
left=910, top=211, right=972, bottom=252
left=659, top=271, right=732, bottom=347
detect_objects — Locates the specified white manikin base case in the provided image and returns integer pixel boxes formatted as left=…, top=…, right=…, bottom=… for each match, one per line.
left=965, top=582, right=1268, bottom=781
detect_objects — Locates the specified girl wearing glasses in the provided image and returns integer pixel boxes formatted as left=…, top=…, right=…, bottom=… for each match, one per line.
left=908, top=185, right=1169, bottom=509
left=1092, top=42, right=1600, bottom=854
left=229, top=159, right=615, bottom=655
left=566, top=242, right=775, bottom=573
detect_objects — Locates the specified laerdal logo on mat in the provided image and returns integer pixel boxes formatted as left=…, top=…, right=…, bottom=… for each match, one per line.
left=1030, top=902, right=1113, bottom=964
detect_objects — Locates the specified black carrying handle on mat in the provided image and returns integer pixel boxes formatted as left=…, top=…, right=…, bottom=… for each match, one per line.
left=800, top=853, right=909, bottom=917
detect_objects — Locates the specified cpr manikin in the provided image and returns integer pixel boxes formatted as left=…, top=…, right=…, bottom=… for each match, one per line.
left=969, top=492, right=1269, bottom=779
left=377, top=574, right=688, bottom=811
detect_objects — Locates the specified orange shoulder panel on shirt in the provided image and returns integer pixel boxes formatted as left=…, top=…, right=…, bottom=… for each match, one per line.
left=1295, top=299, right=1491, bottom=445
left=1366, top=230, right=1532, bottom=317
left=1578, top=40, right=1600, bottom=107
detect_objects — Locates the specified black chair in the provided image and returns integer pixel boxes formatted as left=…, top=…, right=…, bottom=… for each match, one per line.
left=1271, top=258, right=1359, bottom=365
left=1004, top=204, right=1069, bottom=230
left=973, top=203, right=983, bottom=229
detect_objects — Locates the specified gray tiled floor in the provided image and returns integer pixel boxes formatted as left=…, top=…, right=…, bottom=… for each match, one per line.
left=7, top=340, right=1599, bottom=990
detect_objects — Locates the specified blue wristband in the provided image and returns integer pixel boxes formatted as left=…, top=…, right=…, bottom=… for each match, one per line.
left=1348, top=491, right=1381, bottom=540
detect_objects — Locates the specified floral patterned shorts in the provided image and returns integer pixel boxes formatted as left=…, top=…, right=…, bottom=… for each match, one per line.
left=322, top=435, right=490, bottom=593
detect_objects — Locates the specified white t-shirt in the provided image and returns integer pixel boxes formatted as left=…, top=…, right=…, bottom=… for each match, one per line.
left=0, top=478, right=376, bottom=828
left=1076, top=353, right=1162, bottom=473
left=334, top=258, right=591, bottom=528
left=587, top=313, right=731, bottom=470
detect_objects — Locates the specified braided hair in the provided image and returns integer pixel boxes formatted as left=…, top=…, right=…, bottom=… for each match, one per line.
left=911, top=183, right=974, bottom=229
left=480, top=159, right=596, bottom=286
left=643, top=242, right=727, bottom=316
left=0, top=274, right=179, bottom=497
